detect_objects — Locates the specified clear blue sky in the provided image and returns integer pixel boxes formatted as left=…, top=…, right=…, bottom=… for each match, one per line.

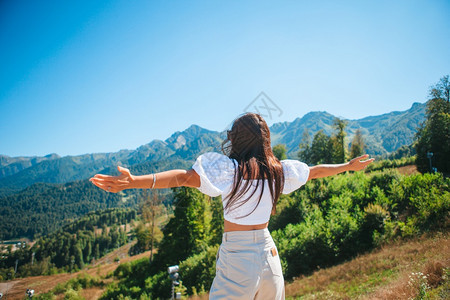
left=1, top=0, right=449, bottom=157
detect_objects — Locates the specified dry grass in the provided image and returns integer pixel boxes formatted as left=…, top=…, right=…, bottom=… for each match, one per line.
left=80, top=287, right=105, bottom=299
left=284, top=232, right=449, bottom=299
left=366, top=260, right=448, bottom=300
left=396, top=165, right=419, bottom=176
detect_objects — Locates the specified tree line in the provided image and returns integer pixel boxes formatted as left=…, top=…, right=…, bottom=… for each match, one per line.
left=274, top=75, right=449, bottom=176
left=0, top=208, right=137, bottom=280
left=0, top=180, right=140, bottom=240
left=273, top=117, right=365, bottom=165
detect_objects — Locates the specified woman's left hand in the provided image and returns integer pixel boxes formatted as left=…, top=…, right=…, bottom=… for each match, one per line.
left=89, top=166, right=135, bottom=193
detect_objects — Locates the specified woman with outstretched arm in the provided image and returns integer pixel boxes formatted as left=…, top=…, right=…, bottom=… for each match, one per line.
left=90, top=112, right=374, bottom=300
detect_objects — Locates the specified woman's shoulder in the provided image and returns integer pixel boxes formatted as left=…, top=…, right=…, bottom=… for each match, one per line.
left=192, top=152, right=236, bottom=197
left=280, top=159, right=308, bottom=168
left=280, top=159, right=310, bottom=193
left=196, top=151, right=235, bottom=163
left=197, top=151, right=229, bottom=159
left=194, top=152, right=237, bottom=171
left=280, top=159, right=310, bottom=181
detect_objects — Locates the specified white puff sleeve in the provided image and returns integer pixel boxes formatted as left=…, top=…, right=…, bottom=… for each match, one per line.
left=192, top=152, right=236, bottom=197
left=281, top=160, right=310, bottom=194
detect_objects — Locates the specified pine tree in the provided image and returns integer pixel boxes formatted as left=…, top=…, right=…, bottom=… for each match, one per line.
left=349, top=129, right=365, bottom=159
left=151, top=187, right=210, bottom=270
left=94, top=243, right=100, bottom=259
left=310, top=130, right=333, bottom=164
left=298, top=128, right=312, bottom=164
left=208, top=196, right=224, bottom=246
left=415, top=76, right=450, bottom=174
left=73, top=243, right=84, bottom=269
left=331, top=117, right=348, bottom=163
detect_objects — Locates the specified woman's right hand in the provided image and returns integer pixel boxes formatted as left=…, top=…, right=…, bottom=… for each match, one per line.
left=89, top=166, right=135, bottom=193
left=347, top=154, right=375, bottom=171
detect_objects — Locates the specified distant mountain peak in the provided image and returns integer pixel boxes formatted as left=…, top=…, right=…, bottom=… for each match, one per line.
left=45, top=153, right=60, bottom=159
left=165, top=124, right=214, bottom=143
left=184, top=124, right=215, bottom=135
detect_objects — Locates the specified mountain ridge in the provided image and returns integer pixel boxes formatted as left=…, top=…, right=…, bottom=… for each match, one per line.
left=0, top=102, right=426, bottom=196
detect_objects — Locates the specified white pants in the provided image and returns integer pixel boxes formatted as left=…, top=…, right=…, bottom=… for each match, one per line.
left=209, top=228, right=285, bottom=300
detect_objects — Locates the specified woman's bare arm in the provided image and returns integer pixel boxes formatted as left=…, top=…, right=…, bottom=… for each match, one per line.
left=307, top=154, right=374, bottom=181
left=89, top=167, right=201, bottom=193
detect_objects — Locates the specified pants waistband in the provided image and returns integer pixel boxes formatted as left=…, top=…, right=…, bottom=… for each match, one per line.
left=222, top=228, right=271, bottom=243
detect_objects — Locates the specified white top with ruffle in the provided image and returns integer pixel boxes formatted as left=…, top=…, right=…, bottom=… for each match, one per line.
left=192, top=152, right=310, bottom=225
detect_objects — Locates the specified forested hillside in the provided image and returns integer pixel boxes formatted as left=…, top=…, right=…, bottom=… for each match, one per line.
left=0, top=208, right=137, bottom=280
left=270, top=102, right=425, bottom=157
left=0, top=181, right=137, bottom=240
left=0, top=157, right=193, bottom=240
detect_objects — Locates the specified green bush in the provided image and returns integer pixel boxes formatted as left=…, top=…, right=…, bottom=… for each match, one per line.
left=179, top=245, right=218, bottom=295
left=272, top=170, right=448, bottom=279
left=34, top=291, right=57, bottom=300
left=366, top=156, right=416, bottom=172
left=63, top=288, right=84, bottom=300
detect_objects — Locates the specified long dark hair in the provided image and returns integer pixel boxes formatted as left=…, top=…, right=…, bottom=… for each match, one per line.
left=221, top=112, right=284, bottom=217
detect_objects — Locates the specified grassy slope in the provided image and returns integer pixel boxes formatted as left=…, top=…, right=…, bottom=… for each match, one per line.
left=284, top=232, right=449, bottom=300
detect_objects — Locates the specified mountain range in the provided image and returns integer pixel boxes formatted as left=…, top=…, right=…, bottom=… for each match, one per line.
left=0, top=102, right=425, bottom=195
left=0, top=102, right=426, bottom=239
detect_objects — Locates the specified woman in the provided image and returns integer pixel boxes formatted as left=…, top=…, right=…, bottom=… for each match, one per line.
left=89, top=113, right=374, bottom=299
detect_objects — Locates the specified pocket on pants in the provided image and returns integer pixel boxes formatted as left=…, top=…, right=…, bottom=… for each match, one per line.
left=267, top=251, right=283, bottom=277
left=225, top=252, right=254, bottom=284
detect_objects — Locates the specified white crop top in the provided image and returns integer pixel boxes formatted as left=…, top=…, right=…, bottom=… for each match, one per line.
left=191, top=152, right=310, bottom=225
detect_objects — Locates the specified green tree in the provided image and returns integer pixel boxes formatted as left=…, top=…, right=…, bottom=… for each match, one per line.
left=140, top=190, right=163, bottom=262
left=429, top=75, right=450, bottom=102
left=151, top=187, right=210, bottom=270
left=415, top=75, right=450, bottom=174
left=298, top=128, right=312, bottom=164
left=208, top=196, right=224, bottom=246
left=83, top=241, right=91, bottom=263
left=331, top=117, right=348, bottom=163
left=272, top=144, right=287, bottom=160
left=309, top=130, right=333, bottom=165
left=134, top=222, right=153, bottom=252
left=349, top=128, right=365, bottom=159
left=94, top=244, right=100, bottom=259
left=73, top=243, right=84, bottom=270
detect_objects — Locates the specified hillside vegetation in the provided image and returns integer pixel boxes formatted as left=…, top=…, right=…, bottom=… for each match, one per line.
left=0, top=181, right=138, bottom=240
left=0, top=158, right=187, bottom=240
left=94, top=168, right=448, bottom=299
left=286, top=233, right=449, bottom=299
